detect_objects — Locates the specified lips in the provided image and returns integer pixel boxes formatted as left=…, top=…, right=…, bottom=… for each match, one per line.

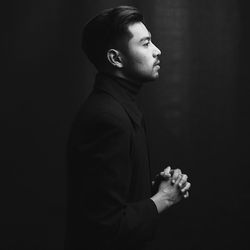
left=154, top=60, right=160, bottom=66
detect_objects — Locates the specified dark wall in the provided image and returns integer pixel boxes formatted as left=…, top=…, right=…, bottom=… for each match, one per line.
left=137, top=1, right=249, bottom=249
left=1, top=0, right=249, bottom=249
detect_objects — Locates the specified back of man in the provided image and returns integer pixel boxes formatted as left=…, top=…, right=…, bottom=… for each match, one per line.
left=65, top=73, right=159, bottom=250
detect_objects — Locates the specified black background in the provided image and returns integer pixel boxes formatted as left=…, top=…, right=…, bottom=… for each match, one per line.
left=1, top=0, right=250, bottom=249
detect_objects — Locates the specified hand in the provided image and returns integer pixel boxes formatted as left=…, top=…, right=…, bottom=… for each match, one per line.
left=160, top=167, right=191, bottom=199
left=158, top=172, right=183, bottom=206
left=151, top=166, right=191, bottom=213
left=151, top=166, right=172, bottom=194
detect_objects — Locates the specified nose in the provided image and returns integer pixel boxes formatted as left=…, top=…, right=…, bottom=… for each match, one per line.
left=152, top=43, right=161, bottom=57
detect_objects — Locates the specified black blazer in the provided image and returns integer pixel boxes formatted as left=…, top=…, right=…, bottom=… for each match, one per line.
left=65, top=73, right=159, bottom=250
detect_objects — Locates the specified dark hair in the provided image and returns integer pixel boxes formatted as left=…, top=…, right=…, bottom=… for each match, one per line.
left=81, top=6, right=143, bottom=70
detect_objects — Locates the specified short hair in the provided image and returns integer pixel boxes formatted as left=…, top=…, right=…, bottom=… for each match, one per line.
left=81, top=6, right=143, bottom=70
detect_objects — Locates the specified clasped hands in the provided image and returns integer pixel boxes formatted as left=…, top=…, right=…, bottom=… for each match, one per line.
left=151, top=166, right=191, bottom=213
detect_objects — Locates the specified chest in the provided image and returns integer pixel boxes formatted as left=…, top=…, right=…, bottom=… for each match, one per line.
left=128, top=125, right=152, bottom=200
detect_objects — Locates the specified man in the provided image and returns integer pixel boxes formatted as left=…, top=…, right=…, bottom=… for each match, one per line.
left=65, top=6, right=191, bottom=250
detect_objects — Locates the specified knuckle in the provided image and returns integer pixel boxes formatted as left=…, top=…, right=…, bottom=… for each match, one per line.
left=182, top=174, right=187, bottom=180
left=173, top=169, right=181, bottom=177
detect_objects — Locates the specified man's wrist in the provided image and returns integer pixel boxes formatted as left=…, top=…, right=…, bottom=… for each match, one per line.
left=150, top=193, right=172, bottom=214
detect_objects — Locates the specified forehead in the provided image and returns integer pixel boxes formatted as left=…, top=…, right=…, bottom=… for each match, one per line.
left=127, top=22, right=150, bottom=42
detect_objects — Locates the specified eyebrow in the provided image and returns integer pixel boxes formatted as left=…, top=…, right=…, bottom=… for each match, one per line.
left=139, top=31, right=152, bottom=43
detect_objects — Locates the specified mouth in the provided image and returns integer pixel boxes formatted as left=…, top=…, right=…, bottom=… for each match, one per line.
left=154, top=61, right=160, bottom=70
left=154, top=60, right=160, bottom=67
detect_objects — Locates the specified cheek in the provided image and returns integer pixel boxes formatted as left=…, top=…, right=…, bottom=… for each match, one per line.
left=130, top=51, right=151, bottom=69
left=124, top=45, right=153, bottom=73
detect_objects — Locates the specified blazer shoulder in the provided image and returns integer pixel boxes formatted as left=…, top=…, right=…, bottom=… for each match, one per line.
left=76, top=90, right=131, bottom=129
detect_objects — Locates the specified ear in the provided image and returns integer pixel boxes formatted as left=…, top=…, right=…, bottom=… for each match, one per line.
left=107, top=49, right=124, bottom=68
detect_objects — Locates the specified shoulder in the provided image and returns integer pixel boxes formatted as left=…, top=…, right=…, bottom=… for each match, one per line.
left=72, top=90, right=131, bottom=134
left=69, top=92, right=132, bottom=147
left=78, top=90, right=130, bottom=127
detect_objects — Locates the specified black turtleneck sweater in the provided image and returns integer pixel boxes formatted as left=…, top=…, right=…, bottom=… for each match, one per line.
left=65, top=73, right=159, bottom=250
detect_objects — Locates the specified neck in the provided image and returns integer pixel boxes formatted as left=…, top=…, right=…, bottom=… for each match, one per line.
left=104, top=69, right=142, bottom=86
left=99, top=71, right=143, bottom=101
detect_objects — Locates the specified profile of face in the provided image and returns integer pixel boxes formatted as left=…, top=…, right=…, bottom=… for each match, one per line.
left=121, top=22, right=161, bottom=83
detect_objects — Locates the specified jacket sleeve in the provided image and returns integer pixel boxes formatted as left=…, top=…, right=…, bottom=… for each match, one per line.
left=70, top=111, right=159, bottom=247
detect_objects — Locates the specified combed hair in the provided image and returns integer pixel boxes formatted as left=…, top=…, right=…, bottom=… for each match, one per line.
left=81, top=6, right=143, bottom=70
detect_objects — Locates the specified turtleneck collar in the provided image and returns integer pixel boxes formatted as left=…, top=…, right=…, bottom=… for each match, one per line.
left=96, top=72, right=142, bottom=102
left=94, top=72, right=143, bottom=128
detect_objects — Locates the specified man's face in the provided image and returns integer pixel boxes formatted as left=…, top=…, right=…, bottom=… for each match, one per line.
left=122, top=22, right=161, bottom=83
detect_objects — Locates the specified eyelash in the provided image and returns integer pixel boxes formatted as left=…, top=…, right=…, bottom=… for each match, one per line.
left=143, top=41, right=151, bottom=47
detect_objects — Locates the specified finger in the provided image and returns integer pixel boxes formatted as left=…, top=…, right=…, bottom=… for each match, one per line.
left=160, top=166, right=171, bottom=178
left=178, top=174, right=188, bottom=188
left=183, top=191, right=189, bottom=199
left=171, top=168, right=182, bottom=181
left=181, top=182, right=191, bottom=193
left=173, top=173, right=182, bottom=186
left=164, top=166, right=172, bottom=178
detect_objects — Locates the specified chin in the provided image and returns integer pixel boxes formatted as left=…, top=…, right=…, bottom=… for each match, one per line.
left=142, top=75, right=159, bottom=83
left=132, top=71, right=160, bottom=83
left=152, top=73, right=160, bottom=80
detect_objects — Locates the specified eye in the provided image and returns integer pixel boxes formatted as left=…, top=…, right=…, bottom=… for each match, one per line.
left=143, top=41, right=150, bottom=47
